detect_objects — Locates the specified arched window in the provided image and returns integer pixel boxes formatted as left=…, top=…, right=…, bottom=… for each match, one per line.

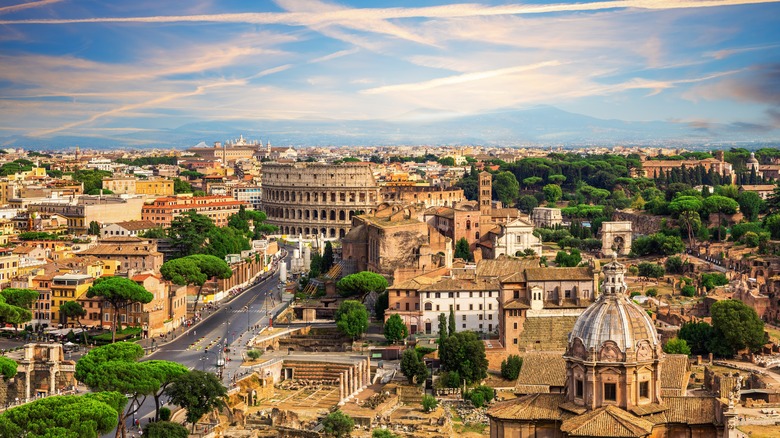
left=424, top=302, right=432, bottom=311
left=466, top=220, right=471, bottom=230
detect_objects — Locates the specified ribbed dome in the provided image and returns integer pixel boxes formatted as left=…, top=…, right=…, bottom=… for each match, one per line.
left=569, top=294, right=658, bottom=352
left=748, top=152, right=759, bottom=164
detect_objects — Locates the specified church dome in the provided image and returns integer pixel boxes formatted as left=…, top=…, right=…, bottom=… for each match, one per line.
left=569, top=293, right=658, bottom=353
left=568, top=256, right=659, bottom=356
left=748, top=152, right=759, bottom=164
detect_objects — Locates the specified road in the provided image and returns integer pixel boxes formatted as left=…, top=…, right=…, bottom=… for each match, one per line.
left=109, top=249, right=292, bottom=437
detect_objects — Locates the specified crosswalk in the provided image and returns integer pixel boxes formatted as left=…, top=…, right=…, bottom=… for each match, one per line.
left=226, top=308, right=271, bottom=314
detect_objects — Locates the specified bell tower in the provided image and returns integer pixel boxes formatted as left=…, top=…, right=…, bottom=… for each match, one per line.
left=479, top=171, right=492, bottom=217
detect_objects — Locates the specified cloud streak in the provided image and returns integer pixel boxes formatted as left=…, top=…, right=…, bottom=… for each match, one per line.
left=3, top=0, right=778, bottom=26
left=0, top=0, right=62, bottom=15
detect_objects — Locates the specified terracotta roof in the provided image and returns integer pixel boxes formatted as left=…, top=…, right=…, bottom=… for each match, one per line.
left=476, top=258, right=539, bottom=279
left=112, top=220, right=158, bottom=231
left=660, top=354, right=690, bottom=395
left=419, top=277, right=499, bottom=292
left=486, top=393, right=568, bottom=421
left=649, top=396, right=722, bottom=425
left=525, top=267, right=593, bottom=281
left=12, top=246, right=35, bottom=254
left=503, top=299, right=530, bottom=310
left=491, top=208, right=521, bottom=218
left=515, top=354, right=567, bottom=391
left=80, top=244, right=162, bottom=257
left=388, top=276, right=440, bottom=290
left=560, top=405, right=653, bottom=437
left=740, top=184, right=776, bottom=191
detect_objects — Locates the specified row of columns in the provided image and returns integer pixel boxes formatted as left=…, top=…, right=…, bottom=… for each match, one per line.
left=338, top=357, right=371, bottom=405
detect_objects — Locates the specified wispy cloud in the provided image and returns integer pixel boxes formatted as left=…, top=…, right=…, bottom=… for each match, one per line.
left=3, top=0, right=778, bottom=26
left=0, top=0, right=62, bottom=15
left=362, top=61, right=562, bottom=94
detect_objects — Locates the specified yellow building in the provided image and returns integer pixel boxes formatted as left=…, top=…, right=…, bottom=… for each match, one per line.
left=50, top=273, right=93, bottom=327
left=0, top=251, right=20, bottom=288
left=0, top=220, right=17, bottom=245
left=136, top=179, right=174, bottom=196
left=102, top=177, right=174, bottom=196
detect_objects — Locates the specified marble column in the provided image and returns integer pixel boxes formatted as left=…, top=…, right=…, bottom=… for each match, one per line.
left=348, top=367, right=354, bottom=396
left=364, top=357, right=371, bottom=387
left=339, top=374, right=344, bottom=402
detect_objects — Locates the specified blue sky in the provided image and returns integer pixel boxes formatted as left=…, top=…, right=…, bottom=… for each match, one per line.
left=1, top=0, right=779, bottom=142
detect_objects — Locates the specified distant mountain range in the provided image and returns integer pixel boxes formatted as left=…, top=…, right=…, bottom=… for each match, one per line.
left=3, top=106, right=777, bottom=149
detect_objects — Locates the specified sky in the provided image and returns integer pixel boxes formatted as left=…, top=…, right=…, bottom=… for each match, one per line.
left=0, top=0, right=779, bottom=144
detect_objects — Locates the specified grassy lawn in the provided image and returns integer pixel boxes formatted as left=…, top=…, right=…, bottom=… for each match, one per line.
left=739, top=425, right=780, bottom=437
left=450, top=407, right=488, bottom=435
left=765, top=327, right=780, bottom=343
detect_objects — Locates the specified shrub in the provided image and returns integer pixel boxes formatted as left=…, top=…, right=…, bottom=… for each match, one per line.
left=159, top=407, right=171, bottom=421
left=681, top=285, right=696, bottom=297
left=421, top=394, right=438, bottom=413
left=645, top=288, right=658, bottom=297
left=247, top=350, right=262, bottom=360
left=630, top=291, right=641, bottom=298
left=466, top=385, right=495, bottom=408
left=500, top=355, right=523, bottom=380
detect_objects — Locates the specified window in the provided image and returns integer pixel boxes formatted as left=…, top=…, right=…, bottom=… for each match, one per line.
left=576, top=379, right=584, bottom=398
left=513, top=322, right=518, bottom=330
left=456, top=305, right=460, bottom=311
left=436, top=305, right=440, bottom=311
left=449, top=304, right=453, bottom=311
left=462, top=324, right=466, bottom=328
left=604, top=383, right=617, bottom=401
left=424, top=302, right=432, bottom=311
left=488, top=314, right=492, bottom=320
left=478, top=314, right=483, bottom=320
left=639, top=381, right=649, bottom=399
left=565, top=289, right=571, bottom=298
left=462, top=315, right=466, bottom=321
left=479, top=304, right=483, bottom=310
left=469, top=304, right=473, bottom=310
left=513, top=338, right=518, bottom=344
left=488, top=303, right=492, bottom=310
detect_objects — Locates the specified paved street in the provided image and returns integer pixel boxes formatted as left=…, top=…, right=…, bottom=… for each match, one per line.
left=108, top=249, right=293, bottom=437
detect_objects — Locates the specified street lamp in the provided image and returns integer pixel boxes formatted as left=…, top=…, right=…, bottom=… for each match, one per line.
left=245, top=306, right=250, bottom=332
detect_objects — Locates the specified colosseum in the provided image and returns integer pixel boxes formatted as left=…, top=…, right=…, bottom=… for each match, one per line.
left=261, top=162, right=381, bottom=238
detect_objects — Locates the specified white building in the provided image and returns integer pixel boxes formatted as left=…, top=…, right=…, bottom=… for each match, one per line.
left=531, top=207, right=562, bottom=228
left=101, top=220, right=159, bottom=238
left=419, top=277, right=500, bottom=335
left=483, top=217, right=543, bottom=259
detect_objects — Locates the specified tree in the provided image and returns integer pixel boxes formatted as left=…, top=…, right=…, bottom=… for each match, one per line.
left=384, top=314, right=408, bottom=343
left=454, top=237, right=473, bottom=262
left=165, top=370, right=227, bottom=432
left=73, top=169, right=112, bottom=194
left=710, top=299, right=766, bottom=356
left=517, top=195, right=538, bottom=214
left=738, top=191, right=765, bottom=222
left=167, top=210, right=216, bottom=257
left=76, top=343, right=160, bottom=438
left=466, top=385, right=495, bottom=408
left=60, top=300, right=89, bottom=345
left=144, top=360, right=189, bottom=421
left=322, top=410, right=354, bottom=438
left=373, top=429, right=401, bottom=438
left=160, top=254, right=232, bottom=313
left=438, top=157, right=455, bottom=166
left=548, top=174, right=567, bottom=185
left=335, top=300, right=369, bottom=340
left=142, top=421, right=189, bottom=438
left=679, top=322, right=714, bottom=356
left=555, top=249, right=582, bottom=267
left=543, top=184, right=563, bottom=203
left=336, top=271, right=388, bottom=298
left=204, top=226, right=250, bottom=259
left=438, top=313, right=448, bottom=346
left=493, top=171, right=519, bottom=206
left=374, top=291, right=389, bottom=320
left=678, top=210, right=701, bottom=249
left=439, top=331, right=489, bottom=384
left=638, top=262, right=665, bottom=281
left=173, top=177, right=193, bottom=194
left=0, top=392, right=124, bottom=438
left=500, top=355, right=523, bottom=380
left=664, top=256, right=686, bottom=275
left=448, top=307, right=456, bottom=337
left=522, top=176, right=543, bottom=187
left=0, top=356, right=17, bottom=381
left=704, top=195, right=739, bottom=241
left=400, top=348, right=428, bottom=385
left=421, top=394, right=438, bottom=413
left=86, top=276, right=154, bottom=343
left=681, top=285, right=696, bottom=297
left=0, top=288, right=36, bottom=327
left=631, top=233, right=685, bottom=256
left=88, top=220, right=101, bottom=235
left=323, top=241, right=335, bottom=272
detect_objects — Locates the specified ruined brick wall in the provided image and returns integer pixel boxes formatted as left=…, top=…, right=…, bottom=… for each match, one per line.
left=612, top=210, right=664, bottom=235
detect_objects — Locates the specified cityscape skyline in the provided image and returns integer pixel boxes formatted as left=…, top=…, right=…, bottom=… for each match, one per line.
left=1, top=0, right=779, bottom=146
